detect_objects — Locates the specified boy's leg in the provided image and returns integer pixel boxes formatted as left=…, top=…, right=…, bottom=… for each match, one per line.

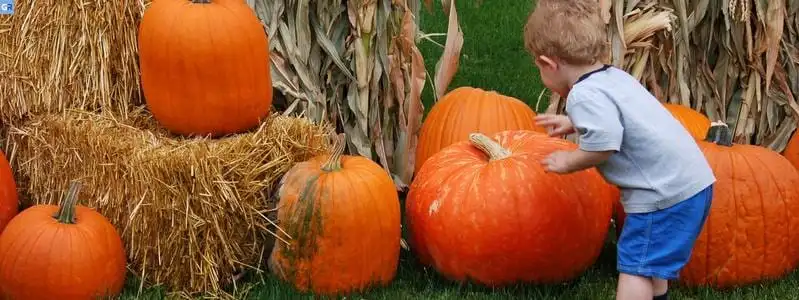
left=616, top=273, right=653, bottom=300
left=652, top=278, right=668, bottom=298
left=616, top=185, right=713, bottom=300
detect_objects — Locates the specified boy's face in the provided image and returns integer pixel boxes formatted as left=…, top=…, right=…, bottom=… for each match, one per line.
left=534, top=55, right=569, bottom=97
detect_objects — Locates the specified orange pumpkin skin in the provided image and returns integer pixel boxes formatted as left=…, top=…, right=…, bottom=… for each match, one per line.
left=268, top=134, right=401, bottom=295
left=406, top=130, right=615, bottom=286
left=138, top=0, right=273, bottom=137
left=414, top=87, right=546, bottom=174
left=0, top=182, right=126, bottom=299
left=0, top=152, right=18, bottom=234
left=679, top=124, right=799, bottom=288
left=782, top=131, right=799, bottom=170
left=663, top=103, right=711, bottom=140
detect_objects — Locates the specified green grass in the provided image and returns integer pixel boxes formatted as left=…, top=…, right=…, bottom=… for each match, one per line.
left=117, top=1, right=799, bottom=298
left=120, top=227, right=799, bottom=299
left=416, top=0, right=548, bottom=113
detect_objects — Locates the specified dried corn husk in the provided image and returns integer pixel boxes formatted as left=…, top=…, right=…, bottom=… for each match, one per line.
left=255, top=0, right=460, bottom=188
left=546, top=0, right=799, bottom=151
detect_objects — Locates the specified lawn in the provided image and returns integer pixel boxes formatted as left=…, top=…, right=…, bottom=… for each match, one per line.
left=118, top=0, right=799, bottom=299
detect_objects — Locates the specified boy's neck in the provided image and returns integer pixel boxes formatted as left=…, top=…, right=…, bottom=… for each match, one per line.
left=563, top=62, right=608, bottom=89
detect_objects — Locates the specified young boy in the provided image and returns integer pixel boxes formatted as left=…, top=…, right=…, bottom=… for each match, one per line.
left=523, top=1, right=715, bottom=299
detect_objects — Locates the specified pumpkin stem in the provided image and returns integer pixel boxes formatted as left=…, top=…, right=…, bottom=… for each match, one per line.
left=469, top=133, right=511, bottom=160
left=704, top=121, right=733, bottom=147
left=54, top=181, right=82, bottom=224
left=321, top=133, right=346, bottom=172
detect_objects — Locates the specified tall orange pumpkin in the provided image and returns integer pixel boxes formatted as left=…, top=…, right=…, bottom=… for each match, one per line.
left=0, top=152, right=18, bottom=234
left=614, top=123, right=799, bottom=288
left=414, top=87, right=546, bottom=174
left=0, top=181, right=126, bottom=299
left=663, top=103, right=711, bottom=140
left=406, top=130, right=615, bottom=286
left=782, top=130, right=799, bottom=170
left=268, top=134, right=401, bottom=295
left=138, top=0, right=273, bottom=137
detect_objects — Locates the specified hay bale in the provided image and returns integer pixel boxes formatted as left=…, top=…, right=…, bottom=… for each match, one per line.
left=5, top=107, right=333, bottom=297
left=0, top=0, right=144, bottom=123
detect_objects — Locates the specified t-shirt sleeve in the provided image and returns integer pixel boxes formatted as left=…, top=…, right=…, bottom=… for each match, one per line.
left=566, top=89, right=624, bottom=152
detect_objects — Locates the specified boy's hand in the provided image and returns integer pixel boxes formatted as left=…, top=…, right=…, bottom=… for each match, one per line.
left=541, top=149, right=614, bottom=174
left=535, top=114, right=575, bottom=137
left=541, top=150, right=574, bottom=173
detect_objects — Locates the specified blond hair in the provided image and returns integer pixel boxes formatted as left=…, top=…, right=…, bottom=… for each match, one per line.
left=523, top=0, right=609, bottom=65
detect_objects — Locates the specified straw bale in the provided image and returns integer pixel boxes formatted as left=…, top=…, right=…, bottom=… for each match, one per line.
left=0, top=0, right=145, bottom=124
left=4, top=107, right=333, bottom=297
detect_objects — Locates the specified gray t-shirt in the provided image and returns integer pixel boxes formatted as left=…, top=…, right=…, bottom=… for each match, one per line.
left=565, top=65, right=716, bottom=214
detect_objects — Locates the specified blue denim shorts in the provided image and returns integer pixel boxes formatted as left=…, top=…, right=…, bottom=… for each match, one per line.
left=617, top=185, right=713, bottom=280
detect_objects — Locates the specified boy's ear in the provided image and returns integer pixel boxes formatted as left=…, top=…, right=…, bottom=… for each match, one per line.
left=537, top=55, right=559, bottom=70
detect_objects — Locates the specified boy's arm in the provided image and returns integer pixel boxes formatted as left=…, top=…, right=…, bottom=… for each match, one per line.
left=553, top=149, right=614, bottom=173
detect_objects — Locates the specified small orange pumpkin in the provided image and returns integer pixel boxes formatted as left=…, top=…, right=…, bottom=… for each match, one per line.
left=663, top=103, right=711, bottom=140
left=138, top=0, right=273, bottom=137
left=0, top=181, right=126, bottom=299
left=0, top=152, right=18, bottom=234
left=406, top=130, right=615, bottom=286
left=268, top=134, right=401, bottom=295
left=415, top=87, right=546, bottom=174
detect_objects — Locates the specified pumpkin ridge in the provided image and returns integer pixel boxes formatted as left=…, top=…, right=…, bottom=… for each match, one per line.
left=439, top=95, right=462, bottom=158
left=429, top=162, right=483, bottom=265
left=6, top=218, right=54, bottom=279
left=707, top=146, right=736, bottom=285
left=203, top=8, right=236, bottom=118
left=74, top=220, right=100, bottom=286
left=343, top=165, right=376, bottom=284
left=39, top=226, right=66, bottom=291
left=0, top=213, right=47, bottom=274
left=740, top=149, right=768, bottom=281
left=701, top=149, right=716, bottom=284
left=730, top=146, right=739, bottom=283
left=748, top=149, right=794, bottom=277
left=161, top=2, right=187, bottom=115
left=358, top=163, right=398, bottom=281
left=505, top=99, right=526, bottom=131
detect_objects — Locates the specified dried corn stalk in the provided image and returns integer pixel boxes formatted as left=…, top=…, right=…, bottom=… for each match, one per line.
left=548, top=0, right=799, bottom=151
left=250, top=0, right=450, bottom=189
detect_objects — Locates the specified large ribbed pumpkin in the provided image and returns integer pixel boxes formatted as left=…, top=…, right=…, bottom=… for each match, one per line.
left=681, top=123, right=799, bottom=287
left=663, top=103, right=711, bottom=140
left=138, top=0, right=272, bottom=137
left=268, top=134, right=401, bottom=295
left=0, top=152, right=18, bottom=234
left=0, top=182, right=126, bottom=299
left=615, top=123, right=799, bottom=288
left=406, top=130, right=616, bottom=286
left=414, top=87, right=546, bottom=173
